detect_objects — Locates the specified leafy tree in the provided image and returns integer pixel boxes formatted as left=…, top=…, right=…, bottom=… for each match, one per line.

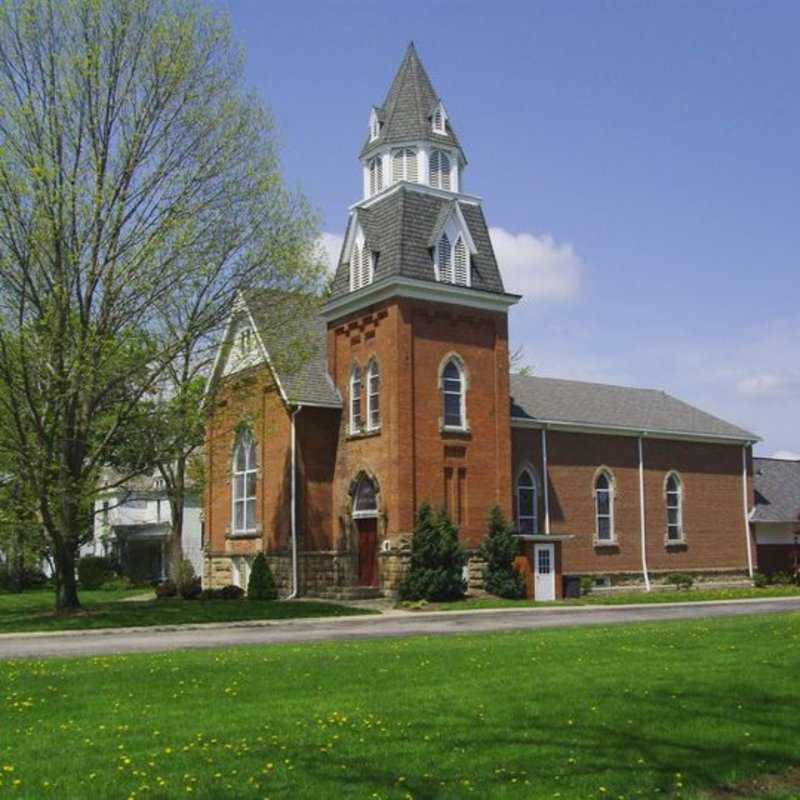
left=398, top=503, right=467, bottom=602
left=247, top=553, right=278, bottom=601
left=0, top=0, right=321, bottom=610
left=479, top=506, right=525, bottom=599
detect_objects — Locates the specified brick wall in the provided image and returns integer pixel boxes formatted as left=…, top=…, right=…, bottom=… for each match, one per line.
left=511, top=428, right=753, bottom=579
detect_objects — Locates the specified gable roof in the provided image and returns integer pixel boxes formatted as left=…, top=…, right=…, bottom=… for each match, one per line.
left=510, top=374, right=757, bottom=443
left=360, top=43, right=464, bottom=160
left=329, top=186, right=505, bottom=299
left=752, top=457, right=800, bottom=523
left=212, top=290, right=341, bottom=409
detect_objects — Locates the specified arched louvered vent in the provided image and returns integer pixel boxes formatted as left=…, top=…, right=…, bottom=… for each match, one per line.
left=392, top=148, right=418, bottom=183
left=369, top=156, right=383, bottom=196
left=453, top=236, right=468, bottom=286
left=433, top=107, right=445, bottom=134
left=430, top=149, right=451, bottom=191
left=360, top=246, right=372, bottom=288
left=350, top=244, right=362, bottom=291
left=438, top=232, right=452, bottom=283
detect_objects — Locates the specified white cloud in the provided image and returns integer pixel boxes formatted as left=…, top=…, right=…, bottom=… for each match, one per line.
left=772, top=450, right=800, bottom=460
left=736, top=373, right=788, bottom=398
left=489, top=227, right=583, bottom=300
left=318, top=232, right=344, bottom=273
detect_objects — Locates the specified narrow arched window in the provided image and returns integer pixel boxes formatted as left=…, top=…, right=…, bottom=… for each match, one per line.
left=366, top=359, right=380, bottom=430
left=392, top=148, right=418, bottom=183
left=666, top=473, right=683, bottom=541
left=517, top=468, right=537, bottom=535
left=353, top=475, right=378, bottom=518
left=430, top=149, right=451, bottom=190
left=594, top=471, right=614, bottom=542
left=453, top=236, right=468, bottom=286
left=437, top=232, right=452, bottom=283
left=350, top=365, right=362, bottom=433
left=442, top=359, right=465, bottom=429
left=232, top=431, right=257, bottom=534
left=368, top=156, right=383, bottom=195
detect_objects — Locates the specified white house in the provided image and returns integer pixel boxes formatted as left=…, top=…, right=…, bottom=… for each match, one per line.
left=85, top=472, right=203, bottom=582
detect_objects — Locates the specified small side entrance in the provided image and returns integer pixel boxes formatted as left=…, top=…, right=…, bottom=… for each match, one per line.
left=356, top=517, right=378, bottom=587
left=533, top=543, right=556, bottom=601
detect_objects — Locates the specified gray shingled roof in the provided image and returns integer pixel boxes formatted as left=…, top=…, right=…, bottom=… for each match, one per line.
left=245, top=291, right=341, bottom=408
left=329, top=186, right=505, bottom=299
left=752, top=458, right=800, bottom=523
left=510, top=374, right=756, bottom=441
left=360, top=43, right=464, bottom=160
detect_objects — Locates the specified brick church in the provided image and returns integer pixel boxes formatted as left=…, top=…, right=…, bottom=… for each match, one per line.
left=203, top=44, right=763, bottom=599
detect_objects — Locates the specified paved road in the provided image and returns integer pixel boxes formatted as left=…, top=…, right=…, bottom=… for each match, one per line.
left=1, top=597, right=799, bottom=661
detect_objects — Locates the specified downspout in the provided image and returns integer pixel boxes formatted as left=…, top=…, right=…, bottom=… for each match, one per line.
left=638, top=435, right=651, bottom=591
left=286, top=405, right=302, bottom=599
left=742, top=444, right=754, bottom=580
left=542, top=427, right=551, bottom=535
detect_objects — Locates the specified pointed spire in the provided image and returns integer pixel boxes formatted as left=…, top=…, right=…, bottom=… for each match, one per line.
left=360, top=44, right=464, bottom=160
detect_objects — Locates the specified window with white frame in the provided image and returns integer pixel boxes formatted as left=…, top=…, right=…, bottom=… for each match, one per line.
left=666, top=473, right=683, bottom=541
left=594, top=471, right=614, bottom=543
left=350, top=364, right=362, bottom=433
left=367, top=359, right=380, bottom=430
left=442, top=358, right=465, bottom=429
left=368, top=155, right=383, bottom=195
left=232, top=431, right=257, bottom=534
left=392, top=148, right=418, bottom=183
left=430, top=149, right=451, bottom=190
left=516, top=468, right=537, bottom=535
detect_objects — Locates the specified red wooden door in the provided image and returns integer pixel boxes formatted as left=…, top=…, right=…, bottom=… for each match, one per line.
left=357, top=518, right=378, bottom=587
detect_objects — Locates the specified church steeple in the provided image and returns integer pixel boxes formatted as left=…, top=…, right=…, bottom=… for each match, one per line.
left=359, top=43, right=466, bottom=199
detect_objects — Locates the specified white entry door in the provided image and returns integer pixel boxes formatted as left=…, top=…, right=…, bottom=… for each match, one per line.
left=534, top=543, right=556, bottom=601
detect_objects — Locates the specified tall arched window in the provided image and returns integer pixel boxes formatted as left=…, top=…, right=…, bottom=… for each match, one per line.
left=437, top=232, right=452, bottom=283
left=430, top=149, right=451, bottom=190
left=392, top=148, right=418, bottom=183
left=232, top=431, right=257, bottom=534
left=517, top=468, right=537, bottom=535
left=366, top=359, right=380, bottom=430
left=594, top=471, right=615, bottom=542
left=442, top=358, right=465, bottom=429
left=368, top=155, right=383, bottom=195
left=350, top=364, right=362, bottom=433
left=453, top=236, right=468, bottom=286
left=666, top=473, right=683, bottom=541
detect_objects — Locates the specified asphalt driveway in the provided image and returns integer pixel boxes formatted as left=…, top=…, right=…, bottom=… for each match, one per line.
left=1, top=597, right=799, bottom=661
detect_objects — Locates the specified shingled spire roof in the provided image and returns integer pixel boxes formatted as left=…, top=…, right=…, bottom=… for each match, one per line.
left=360, top=43, right=464, bottom=160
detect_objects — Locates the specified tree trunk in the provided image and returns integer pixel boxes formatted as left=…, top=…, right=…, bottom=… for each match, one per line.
left=54, top=543, right=81, bottom=612
left=166, top=507, right=184, bottom=582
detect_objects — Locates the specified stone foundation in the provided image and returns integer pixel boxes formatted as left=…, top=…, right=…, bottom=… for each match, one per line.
left=570, top=568, right=752, bottom=594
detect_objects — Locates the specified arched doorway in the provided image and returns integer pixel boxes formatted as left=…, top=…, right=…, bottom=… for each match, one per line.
left=352, top=474, right=379, bottom=587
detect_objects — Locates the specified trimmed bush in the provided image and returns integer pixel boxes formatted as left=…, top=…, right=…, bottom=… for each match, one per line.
left=77, top=556, right=115, bottom=590
left=479, top=506, right=525, bottom=599
left=580, top=576, right=595, bottom=596
left=666, top=572, right=694, bottom=591
left=155, top=580, right=177, bottom=599
left=201, top=584, right=245, bottom=601
left=398, top=503, right=467, bottom=602
left=0, top=564, right=48, bottom=593
left=247, top=554, right=278, bottom=600
left=176, top=559, right=201, bottom=599
left=753, top=572, right=769, bottom=588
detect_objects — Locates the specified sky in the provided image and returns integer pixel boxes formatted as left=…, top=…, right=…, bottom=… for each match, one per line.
left=220, top=0, right=799, bottom=458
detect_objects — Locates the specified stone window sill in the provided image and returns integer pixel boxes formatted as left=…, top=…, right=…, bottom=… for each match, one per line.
left=593, top=538, right=619, bottom=549
left=346, top=427, right=381, bottom=442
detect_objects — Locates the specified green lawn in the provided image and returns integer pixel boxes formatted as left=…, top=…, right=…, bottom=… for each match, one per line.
left=410, top=584, right=800, bottom=612
left=1, top=613, right=800, bottom=798
left=0, top=590, right=374, bottom=634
